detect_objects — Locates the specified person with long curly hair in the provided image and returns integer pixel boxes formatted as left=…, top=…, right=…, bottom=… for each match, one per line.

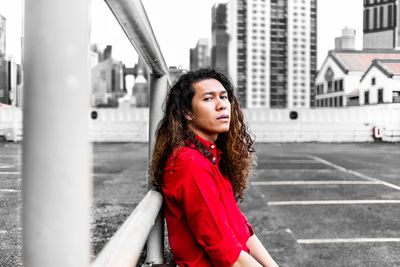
left=152, top=68, right=278, bottom=267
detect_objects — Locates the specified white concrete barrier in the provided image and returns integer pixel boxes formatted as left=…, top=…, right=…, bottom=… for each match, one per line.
left=244, top=104, right=400, bottom=142
left=1, top=104, right=400, bottom=143
left=88, top=108, right=149, bottom=142
left=0, top=106, right=23, bottom=142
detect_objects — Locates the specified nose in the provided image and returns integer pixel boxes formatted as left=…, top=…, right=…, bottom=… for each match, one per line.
left=216, top=97, right=227, bottom=111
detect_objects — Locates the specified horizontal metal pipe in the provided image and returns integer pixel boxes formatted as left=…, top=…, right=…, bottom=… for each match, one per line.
left=104, top=0, right=171, bottom=81
left=91, top=190, right=163, bottom=267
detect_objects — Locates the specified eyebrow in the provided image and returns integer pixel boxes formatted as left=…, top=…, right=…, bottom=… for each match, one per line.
left=201, top=90, right=227, bottom=96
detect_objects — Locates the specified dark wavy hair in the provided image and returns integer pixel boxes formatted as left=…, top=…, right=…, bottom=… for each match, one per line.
left=151, top=68, right=255, bottom=201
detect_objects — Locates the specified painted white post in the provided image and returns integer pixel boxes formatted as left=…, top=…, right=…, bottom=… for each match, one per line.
left=146, top=74, right=169, bottom=265
left=22, top=0, right=92, bottom=266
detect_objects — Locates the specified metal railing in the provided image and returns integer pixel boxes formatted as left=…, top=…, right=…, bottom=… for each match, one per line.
left=92, top=190, right=163, bottom=267
left=22, top=0, right=169, bottom=266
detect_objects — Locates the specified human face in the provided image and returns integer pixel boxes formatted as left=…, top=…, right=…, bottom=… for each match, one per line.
left=185, top=78, right=231, bottom=143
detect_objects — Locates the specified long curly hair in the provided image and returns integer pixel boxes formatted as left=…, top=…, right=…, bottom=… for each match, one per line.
left=151, top=68, right=255, bottom=201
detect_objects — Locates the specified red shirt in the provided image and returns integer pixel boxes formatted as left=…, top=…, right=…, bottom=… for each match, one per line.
left=162, top=135, right=254, bottom=267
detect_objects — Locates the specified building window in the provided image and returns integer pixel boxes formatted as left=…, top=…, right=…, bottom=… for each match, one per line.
left=393, top=91, right=400, bottom=103
left=371, top=77, right=376, bottom=85
left=364, top=91, right=370, bottom=104
left=328, top=81, right=333, bottom=92
left=388, top=4, right=393, bottom=27
left=339, top=96, right=343, bottom=107
left=378, top=88, right=384, bottom=103
left=374, top=7, right=378, bottom=29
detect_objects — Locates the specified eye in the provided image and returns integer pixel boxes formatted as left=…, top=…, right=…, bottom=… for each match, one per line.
left=203, top=96, right=212, bottom=101
left=220, top=95, right=228, bottom=99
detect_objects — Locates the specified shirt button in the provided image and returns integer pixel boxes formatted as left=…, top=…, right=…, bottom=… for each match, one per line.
left=212, top=157, right=216, bottom=162
left=210, top=144, right=215, bottom=149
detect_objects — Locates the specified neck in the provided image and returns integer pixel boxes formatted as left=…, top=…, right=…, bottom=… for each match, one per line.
left=187, top=125, right=218, bottom=143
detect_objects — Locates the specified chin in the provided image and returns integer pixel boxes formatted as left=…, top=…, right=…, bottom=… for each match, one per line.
left=218, top=126, right=230, bottom=133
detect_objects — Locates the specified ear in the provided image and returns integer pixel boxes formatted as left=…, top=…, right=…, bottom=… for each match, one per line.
left=184, top=110, right=193, bottom=121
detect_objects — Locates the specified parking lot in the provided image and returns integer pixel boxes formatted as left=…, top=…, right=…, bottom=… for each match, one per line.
left=1, top=141, right=400, bottom=266
left=244, top=142, right=400, bottom=266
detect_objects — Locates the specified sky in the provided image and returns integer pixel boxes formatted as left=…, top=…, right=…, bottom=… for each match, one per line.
left=1, top=0, right=363, bottom=69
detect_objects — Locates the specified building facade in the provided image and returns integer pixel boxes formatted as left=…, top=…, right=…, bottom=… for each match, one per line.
left=315, top=50, right=400, bottom=107
left=359, top=59, right=400, bottom=105
left=189, top=38, right=210, bottom=71
left=0, top=15, right=5, bottom=57
left=0, top=16, right=23, bottom=107
left=335, top=27, right=356, bottom=50
left=363, top=0, right=400, bottom=49
left=211, top=3, right=230, bottom=76
left=91, top=46, right=125, bottom=107
left=227, top=0, right=317, bottom=108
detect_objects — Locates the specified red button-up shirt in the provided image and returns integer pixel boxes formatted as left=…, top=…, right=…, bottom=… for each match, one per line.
left=162, top=135, right=254, bottom=267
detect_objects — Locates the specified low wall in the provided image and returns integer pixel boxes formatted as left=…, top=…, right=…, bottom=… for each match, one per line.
left=1, top=104, right=399, bottom=143
left=0, top=106, right=22, bottom=141
left=88, top=108, right=149, bottom=142
left=244, top=104, right=400, bottom=142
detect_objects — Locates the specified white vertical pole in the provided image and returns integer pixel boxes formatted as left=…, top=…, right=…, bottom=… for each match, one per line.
left=146, top=74, right=169, bottom=265
left=22, top=0, right=92, bottom=266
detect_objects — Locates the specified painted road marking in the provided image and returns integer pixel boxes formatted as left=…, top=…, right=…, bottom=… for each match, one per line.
left=297, top=238, right=400, bottom=244
left=0, top=165, right=15, bottom=169
left=268, top=199, right=400, bottom=206
left=252, top=181, right=382, bottom=186
left=259, top=159, right=317, bottom=163
left=256, top=169, right=331, bottom=172
left=310, top=155, right=400, bottom=192
left=0, top=189, right=20, bottom=193
left=0, top=171, right=20, bottom=175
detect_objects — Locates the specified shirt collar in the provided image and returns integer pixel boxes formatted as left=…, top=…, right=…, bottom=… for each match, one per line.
left=193, top=134, right=222, bottom=164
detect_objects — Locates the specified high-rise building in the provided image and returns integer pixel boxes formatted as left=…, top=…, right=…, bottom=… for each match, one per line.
left=190, top=38, right=210, bottom=71
left=0, top=15, right=5, bottom=57
left=168, top=66, right=186, bottom=82
left=335, top=27, right=356, bottom=50
left=91, top=45, right=125, bottom=107
left=363, top=0, right=400, bottom=49
left=211, top=3, right=230, bottom=76
left=132, top=58, right=149, bottom=107
left=227, top=0, right=317, bottom=108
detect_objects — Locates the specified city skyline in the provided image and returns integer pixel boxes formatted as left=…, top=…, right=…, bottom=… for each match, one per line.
left=0, top=0, right=363, bottom=69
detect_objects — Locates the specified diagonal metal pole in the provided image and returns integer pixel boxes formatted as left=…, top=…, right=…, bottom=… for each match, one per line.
left=146, top=74, right=169, bottom=265
left=22, top=0, right=92, bottom=266
left=103, top=0, right=171, bottom=265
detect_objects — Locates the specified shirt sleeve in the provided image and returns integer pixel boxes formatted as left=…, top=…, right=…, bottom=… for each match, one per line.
left=241, top=212, right=255, bottom=236
left=172, top=155, right=246, bottom=267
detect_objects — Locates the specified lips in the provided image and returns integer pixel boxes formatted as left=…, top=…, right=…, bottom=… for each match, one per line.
left=217, top=114, right=230, bottom=120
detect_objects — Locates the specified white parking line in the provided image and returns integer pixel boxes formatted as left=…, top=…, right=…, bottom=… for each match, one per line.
left=256, top=169, right=331, bottom=172
left=0, top=189, right=20, bottom=193
left=0, top=165, right=15, bottom=169
left=0, top=171, right=20, bottom=175
left=309, top=155, right=400, bottom=192
left=259, top=159, right=317, bottom=163
left=268, top=199, right=400, bottom=206
left=297, top=238, right=400, bottom=244
left=252, top=181, right=382, bottom=186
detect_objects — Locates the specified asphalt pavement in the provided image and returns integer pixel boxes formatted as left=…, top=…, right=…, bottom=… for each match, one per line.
left=242, top=142, right=400, bottom=267
left=1, top=141, right=400, bottom=266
